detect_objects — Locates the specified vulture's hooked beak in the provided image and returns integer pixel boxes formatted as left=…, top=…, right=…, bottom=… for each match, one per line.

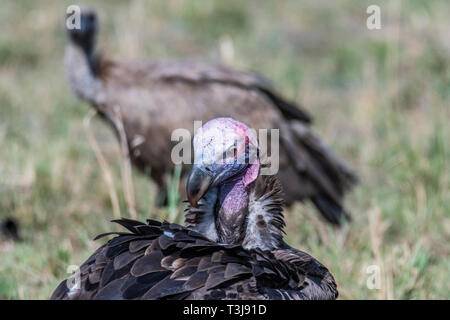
left=186, top=161, right=249, bottom=207
left=186, top=165, right=214, bottom=208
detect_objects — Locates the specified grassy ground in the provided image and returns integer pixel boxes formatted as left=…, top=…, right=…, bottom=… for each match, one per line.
left=0, top=0, right=449, bottom=299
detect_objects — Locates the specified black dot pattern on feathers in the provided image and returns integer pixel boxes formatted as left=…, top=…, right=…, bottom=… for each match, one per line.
left=50, top=219, right=338, bottom=300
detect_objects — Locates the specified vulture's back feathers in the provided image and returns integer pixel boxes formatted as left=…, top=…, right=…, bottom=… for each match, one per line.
left=51, top=219, right=337, bottom=300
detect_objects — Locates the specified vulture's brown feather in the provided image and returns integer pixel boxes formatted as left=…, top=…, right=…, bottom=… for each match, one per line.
left=65, top=8, right=357, bottom=225
left=131, top=251, right=164, bottom=276
left=51, top=177, right=338, bottom=300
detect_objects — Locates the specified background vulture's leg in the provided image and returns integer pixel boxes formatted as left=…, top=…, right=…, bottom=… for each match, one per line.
left=152, top=172, right=168, bottom=207
left=157, top=188, right=168, bottom=207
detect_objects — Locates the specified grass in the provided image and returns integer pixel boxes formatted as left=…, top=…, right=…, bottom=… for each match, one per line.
left=0, top=0, right=449, bottom=299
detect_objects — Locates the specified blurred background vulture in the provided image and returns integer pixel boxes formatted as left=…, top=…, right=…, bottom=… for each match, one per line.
left=65, top=8, right=357, bottom=225
left=51, top=118, right=338, bottom=300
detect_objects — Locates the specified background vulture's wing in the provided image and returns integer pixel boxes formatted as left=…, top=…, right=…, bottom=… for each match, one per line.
left=99, top=59, right=312, bottom=124
left=278, top=120, right=358, bottom=224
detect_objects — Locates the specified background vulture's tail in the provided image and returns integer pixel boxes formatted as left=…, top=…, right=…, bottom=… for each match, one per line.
left=310, top=195, right=351, bottom=226
left=281, top=120, right=358, bottom=226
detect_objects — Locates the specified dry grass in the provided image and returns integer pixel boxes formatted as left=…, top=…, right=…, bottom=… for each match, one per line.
left=0, top=0, right=448, bottom=299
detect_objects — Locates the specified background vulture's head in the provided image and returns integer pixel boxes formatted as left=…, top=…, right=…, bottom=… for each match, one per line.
left=66, top=7, right=98, bottom=51
left=187, top=118, right=260, bottom=208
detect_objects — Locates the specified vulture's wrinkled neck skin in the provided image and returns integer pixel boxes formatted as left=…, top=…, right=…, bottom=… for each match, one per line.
left=216, top=173, right=250, bottom=245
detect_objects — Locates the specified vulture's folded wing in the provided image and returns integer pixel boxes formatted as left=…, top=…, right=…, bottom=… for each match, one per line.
left=273, top=244, right=338, bottom=300
left=51, top=219, right=320, bottom=300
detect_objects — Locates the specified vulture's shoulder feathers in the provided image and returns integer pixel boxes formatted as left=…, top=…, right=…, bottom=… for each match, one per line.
left=51, top=218, right=337, bottom=300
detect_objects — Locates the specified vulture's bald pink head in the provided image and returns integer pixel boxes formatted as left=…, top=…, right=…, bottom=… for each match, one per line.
left=187, top=118, right=260, bottom=207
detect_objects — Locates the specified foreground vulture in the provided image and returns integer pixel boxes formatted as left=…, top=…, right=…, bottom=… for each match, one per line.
left=51, top=118, right=338, bottom=300
left=65, top=8, right=357, bottom=225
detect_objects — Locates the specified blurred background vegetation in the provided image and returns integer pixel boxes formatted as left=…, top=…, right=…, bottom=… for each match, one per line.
left=0, top=0, right=448, bottom=299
